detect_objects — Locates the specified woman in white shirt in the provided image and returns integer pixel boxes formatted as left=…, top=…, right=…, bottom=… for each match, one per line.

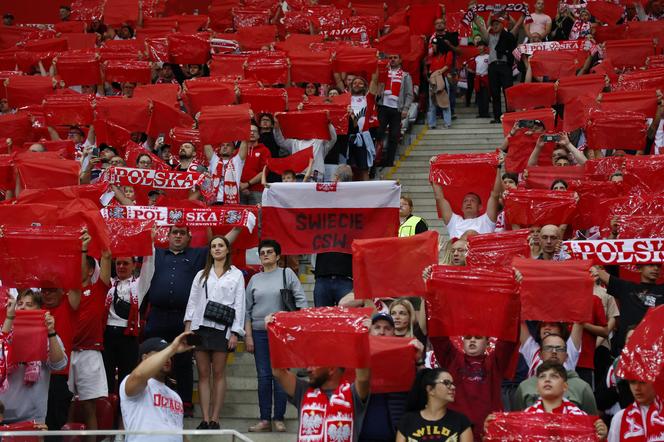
left=184, top=235, right=246, bottom=430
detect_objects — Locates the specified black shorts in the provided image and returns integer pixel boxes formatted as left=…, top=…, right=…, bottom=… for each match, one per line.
left=193, top=326, right=234, bottom=353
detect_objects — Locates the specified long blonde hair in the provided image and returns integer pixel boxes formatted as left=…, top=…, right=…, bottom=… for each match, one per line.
left=390, top=299, right=417, bottom=338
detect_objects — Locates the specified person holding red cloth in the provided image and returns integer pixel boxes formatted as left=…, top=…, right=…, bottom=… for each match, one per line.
left=239, top=124, right=271, bottom=205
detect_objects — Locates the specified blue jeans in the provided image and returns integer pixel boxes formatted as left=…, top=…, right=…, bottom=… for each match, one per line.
left=313, top=276, right=354, bottom=307
left=253, top=329, right=287, bottom=421
left=427, top=76, right=452, bottom=129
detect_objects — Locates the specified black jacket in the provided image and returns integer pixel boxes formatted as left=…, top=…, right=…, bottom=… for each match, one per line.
left=494, top=30, right=517, bottom=64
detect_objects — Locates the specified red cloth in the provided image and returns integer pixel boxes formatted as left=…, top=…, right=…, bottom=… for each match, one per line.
left=352, top=231, right=439, bottom=300
left=525, top=165, right=585, bottom=189
left=605, top=38, right=657, bottom=70
left=0, top=113, right=33, bottom=147
left=505, top=132, right=555, bottom=174
left=430, top=336, right=517, bottom=441
left=106, top=219, right=155, bottom=257
left=574, top=180, right=624, bottom=229
left=625, top=20, right=664, bottom=43
left=599, top=90, right=659, bottom=118
left=94, top=118, right=133, bottom=149
left=56, top=54, right=102, bottom=86
left=146, top=100, right=195, bottom=139
left=585, top=110, right=648, bottom=151
left=239, top=87, right=287, bottom=114
left=104, top=0, right=140, bottom=26
left=17, top=182, right=109, bottom=208
left=0, top=225, right=82, bottom=289
left=74, top=280, right=110, bottom=350
left=428, top=52, right=454, bottom=72
left=513, top=257, right=595, bottom=322
left=563, top=94, right=601, bottom=132
left=209, top=54, right=248, bottom=78
left=43, top=94, right=95, bottom=126
left=333, top=46, right=378, bottom=76
left=426, top=266, right=520, bottom=341
left=244, top=55, right=288, bottom=85
left=586, top=1, right=624, bottom=24
left=276, top=111, right=331, bottom=140
left=15, top=154, right=80, bottom=190
left=616, top=68, right=664, bottom=93
left=302, top=101, right=349, bottom=135
left=485, top=412, right=599, bottom=441
left=104, top=60, right=152, bottom=84
left=429, top=152, right=498, bottom=214
left=505, top=83, right=556, bottom=112
left=289, top=50, right=333, bottom=84
left=584, top=156, right=626, bottom=181
left=407, top=3, right=441, bottom=36
left=556, top=74, right=605, bottom=105
left=133, top=84, right=180, bottom=110
left=501, top=109, right=556, bottom=136
left=183, top=81, right=236, bottom=115
left=240, top=143, right=271, bottom=192
left=63, top=33, right=98, bottom=50
left=376, top=26, right=411, bottom=55
left=7, top=310, right=48, bottom=364
left=577, top=296, right=607, bottom=369
left=95, top=97, right=151, bottom=133
left=466, top=229, right=531, bottom=268
left=616, top=215, right=664, bottom=239
left=235, top=25, right=277, bottom=50
left=167, top=33, right=211, bottom=64
left=123, top=140, right=169, bottom=171
left=267, top=307, right=372, bottom=368
left=5, top=76, right=54, bottom=108
left=267, top=146, right=312, bottom=175
left=529, top=50, right=584, bottom=79
left=622, top=155, right=664, bottom=197
left=504, top=189, right=578, bottom=226
left=198, top=104, right=252, bottom=144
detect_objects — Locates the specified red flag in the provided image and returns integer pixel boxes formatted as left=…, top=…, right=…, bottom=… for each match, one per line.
left=104, top=60, right=152, bottom=84
left=375, top=26, right=412, bottom=55
left=466, top=229, right=531, bottom=268
left=236, top=25, right=277, bottom=50
left=504, top=188, right=578, bottom=226
left=239, top=87, right=287, bottom=114
left=146, top=100, right=195, bottom=138
left=556, top=74, right=605, bottom=105
left=333, top=46, right=378, bottom=76
left=56, top=53, right=102, bottom=86
left=167, top=33, right=211, bottom=64
left=505, top=83, right=556, bottom=111
left=104, top=0, right=140, bottom=26
left=276, top=111, right=331, bottom=140
left=17, top=182, right=109, bottom=208
left=501, top=109, right=556, bottom=136
left=95, top=97, right=151, bottom=133
left=7, top=310, right=48, bottom=364
left=209, top=54, right=247, bottom=78
left=616, top=305, right=664, bottom=392
left=262, top=181, right=400, bottom=254
left=302, top=101, right=349, bottom=135
left=15, top=154, right=80, bottom=190
left=133, top=83, right=180, bottom=110
left=622, top=155, right=664, bottom=197
left=529, top=50, right=584, bottom=79
left=599, top=90, right=659, bottom=118
left=563, top=94, right=600, bottom=132
left=485, top=412, right=599, bottom=442
left=425, top=266, right=520, bottom=341
left=5, top=76, right=54, bottom=108
left=352, top=231, right=439, bottom=300
left=525, top=165, right=585, bottom=189
left=267, top=307, right=372, bottom=369
left=183, top=80, right=236, bottom=115
left=616, top=68, right=664, bottom=93
left=43, top=94, right=95, bottom=126
left=574, top=180, right=624, bottom=229
left=244, top=55, right=288, bottom=85
left=513, top=257, right=594, bottom=323
left=605, top=38, right=656, bottom=70
left=233, top=7, right=271, bottom=29
left=429, top=152, right=498, bottom=215
left=0, top=113, right=33, bottom=146
left=504, top=132, right=556, bottom=173
left=266, top=146, right=313, bottom=175
left=0, top=225, right=82, bottom=289
left=276, top=33, right=324, bottom=52
left=106, top=219, right=154, bottom=257
left=63, top=33, right=98, bottom=50
left=584, top=156, right=626, bottom=181
left=198, top=104, right=252, bottom=144
left=94, top=118, right=133, bottom=149
left=289, top=50, right=333, bottom=84
left=586, top=0, right=624, bottom=24
left=585, top=111, right=648, bottom=151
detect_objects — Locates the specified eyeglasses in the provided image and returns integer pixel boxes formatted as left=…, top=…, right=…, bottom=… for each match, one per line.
left=542, top=345, right=567, bottom=353
left=434, top=379, right=455, bottom=388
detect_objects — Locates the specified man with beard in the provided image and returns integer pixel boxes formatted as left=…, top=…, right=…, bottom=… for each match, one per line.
left=239, top=124, right=271, bottom=205
left=348, top=71, right=379, bottom=181
left=120, top=334, right=194, bottom=442
left=268, top=315, right=370, bottom=442
left=174, top=142, right=205, bottom=173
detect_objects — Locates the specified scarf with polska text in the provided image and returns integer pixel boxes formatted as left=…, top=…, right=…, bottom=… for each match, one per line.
left=298, top=381, right=354, bottom=442
left=462, top=3, right=532, bottom=26
left=620, top=396, right=664, bottom=441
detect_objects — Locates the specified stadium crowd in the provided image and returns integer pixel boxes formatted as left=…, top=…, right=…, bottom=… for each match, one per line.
left=0, top=0, right=663, bottom=441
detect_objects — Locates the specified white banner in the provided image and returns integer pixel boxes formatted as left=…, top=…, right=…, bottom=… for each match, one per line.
left=564, top=238, right=664, bottom=264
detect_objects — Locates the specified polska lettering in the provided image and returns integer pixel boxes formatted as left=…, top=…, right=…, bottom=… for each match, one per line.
left=101, top=205, right=254, bottom=229
left=564, top=238, right=664, bottom=264
left=103, top=167, right=201, bottom=189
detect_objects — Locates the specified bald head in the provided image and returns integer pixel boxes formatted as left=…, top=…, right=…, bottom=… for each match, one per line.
left=540, top=225, right=560, bottom=259
left=28, top=143, right=46, bottom=152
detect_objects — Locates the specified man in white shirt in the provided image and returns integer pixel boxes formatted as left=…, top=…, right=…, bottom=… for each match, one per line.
left=120, top=334, right=194, bottom=442
left=430, top=161, right=502, bottom=238
left=273, top=120, right=337, bottom=182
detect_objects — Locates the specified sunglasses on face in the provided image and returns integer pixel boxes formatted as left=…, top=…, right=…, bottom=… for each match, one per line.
left=542, top=345, right=567, bottom=353
left=434, top=379, right=455, bottom=388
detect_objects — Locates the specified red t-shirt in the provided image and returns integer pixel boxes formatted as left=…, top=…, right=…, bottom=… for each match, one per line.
left=577, top=296, right=607, bottom=369
left=48, top=296, right=78, bottom=375
left=429, top=52, right=454, bottom=74
left=73, top=280, right=110, bottom=351
left=430, top=336, right=517, bottom=442
left=240, top=143, right=271, bottom=192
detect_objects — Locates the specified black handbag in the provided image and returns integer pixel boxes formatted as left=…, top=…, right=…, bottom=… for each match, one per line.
left=112, top=284, right=131, bottom=320
left=203, top=283, right=236, bottom=327
left=280, top=268, right=299, bottom=312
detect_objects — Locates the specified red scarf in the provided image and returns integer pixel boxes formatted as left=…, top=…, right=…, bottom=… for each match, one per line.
left=105, top=278, right=140, bottom=337
left=386, top=68, right=403, bottom=99
left=620, top=397, right=664, bottom=441
left=298, top=381, right=354, bottom=442
left=213, top=156, right=240, bottom=205
left=0, top=331, right=42, bottom=393
left=525, top=398, right=587, bottom=415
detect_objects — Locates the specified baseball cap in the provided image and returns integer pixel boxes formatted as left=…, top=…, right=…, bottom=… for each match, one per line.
left=139, top=337, right=169, bottom=358
left=371, top=312, right=395, bottom=327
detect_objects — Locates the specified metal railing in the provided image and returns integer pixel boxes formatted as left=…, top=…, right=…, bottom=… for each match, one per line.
left=0, top=429, right=254, bottom=441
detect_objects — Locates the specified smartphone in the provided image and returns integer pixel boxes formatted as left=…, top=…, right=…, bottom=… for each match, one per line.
left=185, top=333, right=203, bottom=346
left=517, top=119, right=536, bottom=129
left=542, top=134, right=561, bottom=142
left=91, top=147, right=100, bottom=157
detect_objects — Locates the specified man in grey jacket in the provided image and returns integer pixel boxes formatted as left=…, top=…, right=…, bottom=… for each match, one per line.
left=376, top=54, right=414, bottom=168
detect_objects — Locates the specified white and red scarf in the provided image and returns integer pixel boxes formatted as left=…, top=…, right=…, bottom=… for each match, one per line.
left=569, top=20, right=592, bottom=40
left=526, top=398, right=587, bottom=415
left=213, top=156, right=240, bottom=205
left=620, top=397, right=664, bottom=441
left=462, top=3, right=532, bottom=25
left=105, top=278, right=140, bottom=337
left=298, top=381, right=354, bottom=442
left=385, top=68, right=404, bottom=99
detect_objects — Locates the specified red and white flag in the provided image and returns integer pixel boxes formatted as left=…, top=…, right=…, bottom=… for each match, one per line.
left=261, top=181, right=400, bottom=254
left=564, top=238, right=664, bottom=265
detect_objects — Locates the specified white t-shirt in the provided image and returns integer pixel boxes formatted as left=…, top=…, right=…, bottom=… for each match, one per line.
left=520, top=335, right=581, bottom=378
left=474, top=54, right=490, bottom=76
left=445, top=212, right=496, bottom=238
left=120, top=377, right=183, bottom=442
left=607, top=405, right=650, bottom=442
